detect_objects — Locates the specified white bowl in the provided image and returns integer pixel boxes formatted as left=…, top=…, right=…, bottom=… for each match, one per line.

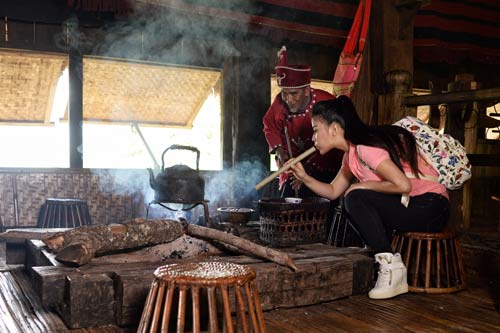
left=284, top=197, right=303, bottom=204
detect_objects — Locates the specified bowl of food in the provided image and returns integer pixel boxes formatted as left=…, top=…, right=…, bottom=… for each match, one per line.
left=284, top=197, right=303, bottom=204
left=217, top=207, right=255, bottom=225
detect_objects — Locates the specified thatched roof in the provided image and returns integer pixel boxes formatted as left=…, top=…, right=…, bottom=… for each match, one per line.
left=0, top=49, right=221, bottom=128
left=0, top=49, right=67, bottom=124
left=83, top=57, right=220, bottom=127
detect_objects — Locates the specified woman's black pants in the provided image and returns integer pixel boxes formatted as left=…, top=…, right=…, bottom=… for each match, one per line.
left=344, top=189, right=450, bottom=254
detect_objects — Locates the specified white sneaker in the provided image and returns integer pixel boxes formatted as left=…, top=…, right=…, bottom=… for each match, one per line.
left=368, top=252, right=409, bottom=299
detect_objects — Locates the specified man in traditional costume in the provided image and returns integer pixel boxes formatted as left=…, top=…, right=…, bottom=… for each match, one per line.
left=263, top=46, right=343, bottom=197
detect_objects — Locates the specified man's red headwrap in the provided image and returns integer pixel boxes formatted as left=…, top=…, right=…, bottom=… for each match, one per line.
left=274, top=46, right=311, bottom=89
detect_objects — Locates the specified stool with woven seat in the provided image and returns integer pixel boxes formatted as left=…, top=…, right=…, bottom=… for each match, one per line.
left=37, top=198, right=92, bottom=228
left=138, top=261, right=266, bottom=333
left=391, top=231, right=466, bottom=294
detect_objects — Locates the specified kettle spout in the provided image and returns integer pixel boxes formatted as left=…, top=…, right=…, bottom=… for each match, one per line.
left=147, top=168, right=157, bottom=190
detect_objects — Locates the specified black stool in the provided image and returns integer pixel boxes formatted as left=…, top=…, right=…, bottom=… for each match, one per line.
left=37, top=198, right=92, bottom=228
left=327, top=197, right=365, bottom=247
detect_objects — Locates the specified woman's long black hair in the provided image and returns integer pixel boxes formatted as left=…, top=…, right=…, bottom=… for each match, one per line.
left=312, top=95, right=421, bottom=177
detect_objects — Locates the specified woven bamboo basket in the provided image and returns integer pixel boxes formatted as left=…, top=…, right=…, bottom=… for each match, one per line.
left=258, top=198, right=330, bottom=247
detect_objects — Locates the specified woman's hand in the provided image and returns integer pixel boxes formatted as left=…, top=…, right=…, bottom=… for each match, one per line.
left=288, top=162, right=308, bottom=182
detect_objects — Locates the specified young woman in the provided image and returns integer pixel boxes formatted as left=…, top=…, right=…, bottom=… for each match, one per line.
left=288, top=96, right=450, bottom=299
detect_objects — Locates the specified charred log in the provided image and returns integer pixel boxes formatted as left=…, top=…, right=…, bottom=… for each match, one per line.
left=42, top=218, right=184, bottom=266
left=91, top=235, right=223, bottom=264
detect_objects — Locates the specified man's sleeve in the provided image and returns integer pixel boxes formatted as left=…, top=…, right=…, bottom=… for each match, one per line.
left=263, top=98, right=285, bottom=153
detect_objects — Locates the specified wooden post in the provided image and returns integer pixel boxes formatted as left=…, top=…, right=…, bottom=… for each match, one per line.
left=222, top=53, right=270, bottom=207
left=446, top=74, right=479, bottom=230
left=378, top=70, right=415, bottom=124
left=372, top=0, right=423, bottom=125
left=68, top=16, right=83, bottom=169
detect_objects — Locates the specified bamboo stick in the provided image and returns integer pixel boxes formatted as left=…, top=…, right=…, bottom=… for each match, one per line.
left=255, top=146, right=316, bottom=191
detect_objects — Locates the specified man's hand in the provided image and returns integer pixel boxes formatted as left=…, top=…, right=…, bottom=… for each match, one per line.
left=274, top=147, right=290, bottom=168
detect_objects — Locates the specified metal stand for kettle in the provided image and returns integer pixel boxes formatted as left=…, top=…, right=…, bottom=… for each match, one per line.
left=146, top=200, right=211, bottom=227
left=146, top=145, right=210, bottom=227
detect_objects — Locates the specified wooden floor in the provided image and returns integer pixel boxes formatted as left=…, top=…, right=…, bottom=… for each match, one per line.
left=265, top=284, right=500, bottom=333
left=0, top=267, right=499, bottom=333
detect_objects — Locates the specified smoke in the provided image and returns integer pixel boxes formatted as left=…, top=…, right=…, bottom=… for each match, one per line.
left=205, top=159, right=267, bottom=209
left=89, top=169, right=197, bottom=223
left=54, top=15, right=95, bottom=54
left=90, top=1, right=256, bottom=64
left=53, top=2, right=272, bottom=221
left=91, top=168, right=150, bottom=197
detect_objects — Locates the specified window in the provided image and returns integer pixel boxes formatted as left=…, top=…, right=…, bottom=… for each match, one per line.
left=0, top=50, right=223, bottom=170
left=486, top=103, right=500, bottom=141
left=0, top=49, right=69, bottom=168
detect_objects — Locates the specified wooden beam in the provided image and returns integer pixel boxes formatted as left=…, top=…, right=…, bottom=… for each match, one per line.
left=69, top=50, right=83, bottom=168
left=404, top=87, right=500, bottom=106
left=467, top=154, right=500, bottom=167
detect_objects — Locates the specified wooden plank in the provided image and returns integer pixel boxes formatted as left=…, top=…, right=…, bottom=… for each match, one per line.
left=25, top=240, right=61, bottom=280
left=5, top=241, right=26, bottom=265
left=31, top=266, right=76, bottom=308
left=342, top=253, right=374, bottom=294
left=58, top=273, right=116, bottom=329
left=114, top=271, right=155, bottom=327
left=10, top=269, right=69, bottom=333
left=0, top=240, right=5, bottom=267
left=28, top=242, right=372, bottom=329
left=0, top=228, right=70, bottom=240
left=404, top=87, right=500, bottom=106
left=114, top=255, right=355, bottom=326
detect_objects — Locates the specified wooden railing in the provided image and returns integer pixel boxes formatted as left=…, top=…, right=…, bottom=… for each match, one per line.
left=403, top=87, right=500, bottom=167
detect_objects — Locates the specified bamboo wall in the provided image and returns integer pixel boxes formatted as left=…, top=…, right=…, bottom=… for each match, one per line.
left=0, top=169, right=147, bottom=228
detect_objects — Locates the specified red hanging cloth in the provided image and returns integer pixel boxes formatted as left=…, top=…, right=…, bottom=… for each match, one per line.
left=332, top=0, right=371, bottom=98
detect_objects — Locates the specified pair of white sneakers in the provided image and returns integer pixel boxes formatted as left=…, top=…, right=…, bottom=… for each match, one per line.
left=368, top=252, right=409, bottom=299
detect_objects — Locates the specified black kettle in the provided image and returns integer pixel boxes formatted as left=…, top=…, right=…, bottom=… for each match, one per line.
left=147, top=145, right=205, bottom=203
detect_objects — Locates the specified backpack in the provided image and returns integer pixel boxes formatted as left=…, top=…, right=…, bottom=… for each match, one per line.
left=393, top=116, right=472, bottom=190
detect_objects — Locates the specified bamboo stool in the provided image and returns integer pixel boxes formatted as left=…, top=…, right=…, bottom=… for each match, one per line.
left=392, top=232, right=466, bottom=294
left=138, top=261, right=266, bottom=333
left=37, top=198, right=92, bottom=228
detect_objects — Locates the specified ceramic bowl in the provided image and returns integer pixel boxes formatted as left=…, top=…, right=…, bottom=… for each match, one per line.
left=217, top=207, right=254, bottom=225
left=284, top=197, right=303, bottom=204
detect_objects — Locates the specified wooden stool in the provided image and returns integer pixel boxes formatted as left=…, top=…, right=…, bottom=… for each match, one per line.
left=138, top=261, right=266, bottom=333
left=392, top=232, right=467, bottom=294
left=37, top=198, right=92, bottom=228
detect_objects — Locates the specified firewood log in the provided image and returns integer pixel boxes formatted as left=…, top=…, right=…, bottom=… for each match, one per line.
left=186, top=223, right=298, bottom=271
left=42, top=218, right=184, bottom=266
left=91, top=235, right=223, bottom=264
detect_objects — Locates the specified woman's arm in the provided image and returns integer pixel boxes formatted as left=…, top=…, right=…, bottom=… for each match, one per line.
left=346, top=159, right=411, bottom=195
left=289, top=162, right=353, bottom=200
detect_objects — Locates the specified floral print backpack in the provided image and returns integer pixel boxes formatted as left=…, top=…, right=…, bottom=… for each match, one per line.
left=394, top=116, right=472, bottom=190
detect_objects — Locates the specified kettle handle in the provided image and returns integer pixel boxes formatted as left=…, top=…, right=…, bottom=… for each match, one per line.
left=161, top=145, right=201, bottom=171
